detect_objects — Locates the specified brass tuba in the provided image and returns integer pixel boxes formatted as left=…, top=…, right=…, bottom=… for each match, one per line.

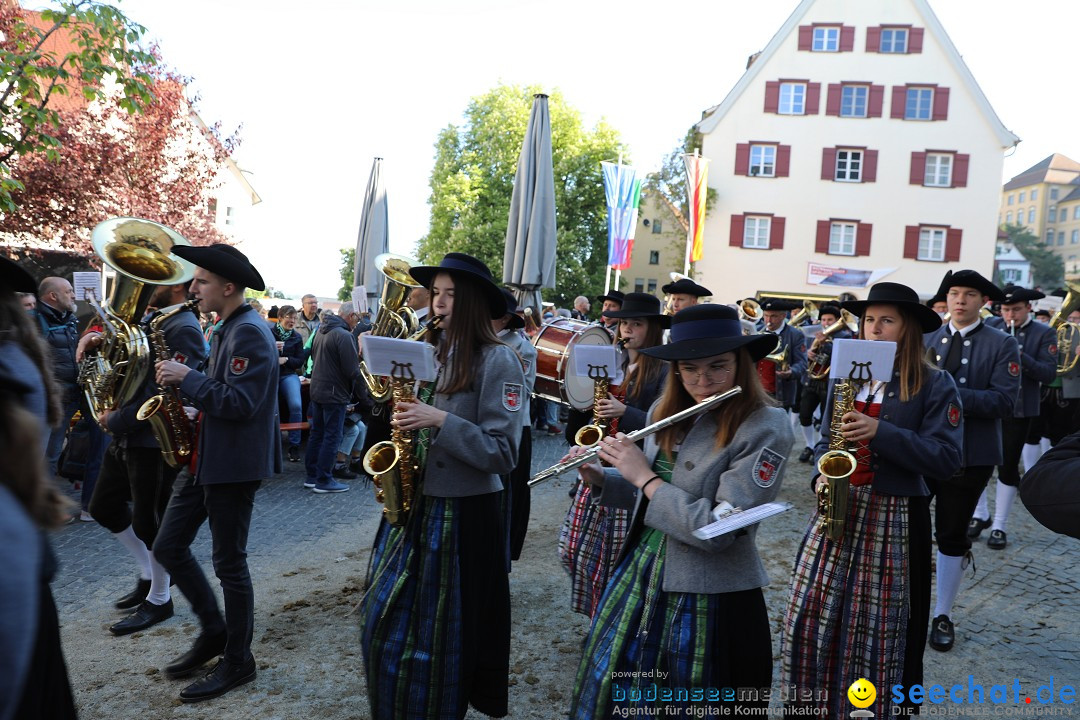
left=359, top=253, right=423, bottom=403
left=788, top=299, right=820, bottom=327
left=738, top=298, right=764, bottom=325
left=79, top=218, right=194, bottom=421
left=1049, top=281, right=1080, bottom=375
left=806, top=309, right=859, bottom=380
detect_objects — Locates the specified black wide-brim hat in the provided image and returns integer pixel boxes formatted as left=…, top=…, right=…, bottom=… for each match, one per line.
left=640, top=304, right=777, bottom=362
left=0, top=253, right=36, bottom=294
left=661, top=278, right=712, bottom=297
left=499, top=288, right=525, bottom=329
left=758, top=297, right=801, bottom=312
left=601, top=292, right=671, bottom=328
left=938, top=269, right=1005, bottom=302
left=409, top=252, right=505, bottom=319
left=596, top=289, right=625, bottom=306
left=1000, top=284, right=1045, bottom=305
left=172, top=243, right=265, bottom=291
left=840, top=282, right=943, bottom=333
left=818, top=303, right=842, bottom=319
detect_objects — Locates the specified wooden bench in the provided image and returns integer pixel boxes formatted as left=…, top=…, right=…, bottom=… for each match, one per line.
left=280, top=422, right=310, bottom=432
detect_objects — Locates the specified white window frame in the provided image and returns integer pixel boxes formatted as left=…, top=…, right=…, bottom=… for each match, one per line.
left=1051, top=187, right=1059, bottom=200
left=1006, top=211, right=1013, bottom=224
left=1001, top=268, right=1022, bottom=284
left=812, top=26, right=840, bottom=52
left=648, top=250, right=660, bottom=265
left=743, top=216, right=771, bottom=249
left=1071, top=230, right=1079, bottom=245
left=905, top=87, right=933, bottom=120
left=1007, top=194, right=1014, bottom=206
left=840, top=85, right=868, bottom=118
left=1059, top=232, right=1066, bottom=246
left=829, top=222, right=857, bottom=256
left=749, top=145, right=776, bottom=177
left=880, top=27, right=909, bottom=53
left=1074, top=206, right=1080, bottom=220
left=778, top=83, right=806, bottom=115
left=835, top=150, right=863, bottom=182
left=1049, top=206, right=1058, bottom=223
left=1029, top=208, right=1036, bottom=224
left=924, top=153, right=953, bottom=187
left=1031, top=189, right=1038, bottom=201
left=1019, top=191, right=1027, bottom=203
left=918, top=227, right=946, bottom=261
left=1046, top=230, right=1055, bottom=245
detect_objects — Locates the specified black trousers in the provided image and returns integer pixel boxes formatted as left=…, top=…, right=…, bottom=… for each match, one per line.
left=153, top=470, right=260, bottom=664
left=926, top=465, right=995, bottom=557
left=507, top=426, right=532, bottom=561
left=998, top=417, right=1034, bottom=487
left=798, top=380, right=828, bottom=427
left=88, top=444, right=178, bottom=547
left=901, top=494, right=932, bottom=707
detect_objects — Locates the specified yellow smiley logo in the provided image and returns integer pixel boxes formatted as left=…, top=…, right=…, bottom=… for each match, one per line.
left=848, top=678, right=877, bottom=709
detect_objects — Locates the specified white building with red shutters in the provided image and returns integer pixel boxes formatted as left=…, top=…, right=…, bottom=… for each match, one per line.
left=693, top=0, right=1018, bottom=300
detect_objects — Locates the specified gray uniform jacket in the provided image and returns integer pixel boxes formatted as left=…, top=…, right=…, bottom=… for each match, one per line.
left=925, top=321, right=1021, bottom=467
left=423, top=342, right=525, bottom=497
left=985, top=316, right=1057, bottom=417
left=106, top=305, right=207, bottom=447
left=594, top=404, right=794, bottom=594
left=768, top=323, right=808, bottom=406
left=499, top=328, right=537, bottom=426
left=179, top=304, right=282, bottom=484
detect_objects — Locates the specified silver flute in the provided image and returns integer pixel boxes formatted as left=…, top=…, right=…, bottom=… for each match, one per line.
left=528, top=386, right=743, bottom=487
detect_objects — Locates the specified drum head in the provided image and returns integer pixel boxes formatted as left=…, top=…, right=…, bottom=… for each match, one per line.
left=532, top=319, right=614, bottom=410
left=562, top=326, right=612, bottom=409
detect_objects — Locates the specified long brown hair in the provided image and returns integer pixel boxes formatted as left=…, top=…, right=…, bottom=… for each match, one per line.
left=857, top=304, right=932, bottom=402
left=0, top=386, right=71, bottom=528
left=426, top=272, right=501, bottom=395
left=653, top=347, right=774, bottom=456
left=623, top=317, right=666, bottom=403
left=0, top=290, right=62, bottom=425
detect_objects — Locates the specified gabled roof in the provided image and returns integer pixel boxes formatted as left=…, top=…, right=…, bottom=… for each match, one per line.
left=1059, top=184, right=1080, bottom=205
left=1003, top=154, right=1080, bottom=191
left=696, top=0, right=1019, bottom=149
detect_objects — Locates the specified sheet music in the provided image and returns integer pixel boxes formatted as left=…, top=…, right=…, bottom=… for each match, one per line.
left=361, top=335, right=437, bottom=381
left=691, top=502, right=793, bottom=540
left=72, top=272, right=102, bottom=302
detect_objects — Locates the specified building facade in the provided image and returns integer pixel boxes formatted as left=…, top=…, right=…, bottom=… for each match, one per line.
left=998, top=154, right=1080, bottom=277
left=693, top=0, right=1017, bottom=300
left=615, top=192, right=692, bottom=299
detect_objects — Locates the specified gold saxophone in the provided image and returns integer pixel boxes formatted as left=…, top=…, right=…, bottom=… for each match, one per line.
left=136, top=300, right=199, bottom=468
left=574, top=367, right=611, bottom=447
left=815, top=378, right=858, bottom=541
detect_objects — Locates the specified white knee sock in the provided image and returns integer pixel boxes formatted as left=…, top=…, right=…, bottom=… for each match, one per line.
left=934, top=552, right=965, bottom=619
left=992, top=483, right=1018, bottom=533
left=790, top=411, right=800, bottom=435
left=1021, top=443, right=1043, bottom=473
left=1040, top=437, right=1051, bottom=453
left=801, top=424, right=816, bottom=449
left=114, top=526, right=152, bottom=581
left=972, top=488, right=990, bottom=522
left=147, top=551, right=171, bottom=605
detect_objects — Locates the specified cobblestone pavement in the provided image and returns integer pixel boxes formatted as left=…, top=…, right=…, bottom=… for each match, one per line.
left=52, top=426, right=1078, bottom=717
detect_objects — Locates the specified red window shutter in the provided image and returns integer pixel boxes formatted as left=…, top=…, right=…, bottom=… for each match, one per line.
left=821, top=148, right=838, bottom=181
left=816, top=221, right=831, bottom=253
left=866, top=26, right=881, bottom=52
left=910, top=152, right=927, bottom=185
left=945, top=228, right=962, bottom=261
left=798, top=26, right=813, bottom=50
left=769, top=217, right=786, bottom=249
left=868, top=85, right=885, bottom=118
left=904, top=226, right=920, bottom=259
left=730, top=215, right=745, bottom=247
left=826, top=84, right=842, bottom=116
left=932, top=87, right=950, bottom=121
left=764, top=81, right=780, bottom=113
left=776, top=145, right=791, bottom=177
left=953, top=153, right=970, bottom=188
left=856, top=223, right=873, bottom=256
left=806, top=83, right=821, bottom=115
left=909, top=27, right=925, bottom=53
left=891, top=86, right=907, bottom=119
left=840, top=25, right=855, bottom=52
left=735, top=143, right=750, bottom=176
left=863, top=150, right=879, bottom=182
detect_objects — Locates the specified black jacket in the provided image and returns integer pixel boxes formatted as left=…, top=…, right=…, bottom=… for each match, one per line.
left=271, top=324, right=305, bottom=380
left=34, top=303, right=80, bottom=386
left=309, top=314, right=361, bottom=404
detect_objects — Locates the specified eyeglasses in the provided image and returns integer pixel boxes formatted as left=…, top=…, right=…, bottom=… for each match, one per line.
left=677, top=366, right=734, bottom=384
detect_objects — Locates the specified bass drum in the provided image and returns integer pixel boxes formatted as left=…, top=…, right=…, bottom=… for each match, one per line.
left=532, top=318, right=614, bottom=409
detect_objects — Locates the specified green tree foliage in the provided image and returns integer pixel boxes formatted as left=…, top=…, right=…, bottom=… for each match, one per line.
left=1003, top=223, right=1064, bottom=290
left=417, top=84, right=625, bottom=308
left=338, top=247, right=354, bottom=301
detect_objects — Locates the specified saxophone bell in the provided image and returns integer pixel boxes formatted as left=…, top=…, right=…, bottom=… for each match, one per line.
left=814, top=376, right=860, bottom=541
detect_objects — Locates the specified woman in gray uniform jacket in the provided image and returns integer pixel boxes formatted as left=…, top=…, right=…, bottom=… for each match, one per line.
left=359, top=253, right=525, bottom=720
left=567, top=304, right=793, bottom=718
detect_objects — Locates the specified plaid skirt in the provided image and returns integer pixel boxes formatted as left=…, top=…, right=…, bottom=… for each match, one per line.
left=359, top=492, right=510, bottom=720
left=558, top=481, right=631, bottom=617
left=781, top=484, right=910, bottom=718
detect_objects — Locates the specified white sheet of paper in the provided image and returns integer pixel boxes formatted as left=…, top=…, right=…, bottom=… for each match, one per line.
left=692, top=502, right=793, bottom=540
left=72, top=272, right=102, bottom=302
left=572, top=344, right=623, bottom=385
left=351, top=286, right=369, bottom=315
left=361, top=335, right=437, bottom=382
left=799, top=323, right=823, bottom=340
left=829, top=339, right=896, bottom=383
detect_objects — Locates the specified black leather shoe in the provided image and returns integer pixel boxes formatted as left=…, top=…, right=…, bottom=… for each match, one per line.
left=929, top=614, right=954, bottom=651
left=966, top=517, right=991, bottom=539
left=179, top=656, right=256, bottom=703
left=287, top=445, right=300, bottom=463
left=110, top=599, right=174, bottom=636
left=332, top=463, right=358, bottom=480
left=164, top=629, right=228, bottom=679
left=798, top=447, right=814, bottom=463
left=114, top=578, right=151, bottom=610
left=987, top=529, right=1008, bottom=550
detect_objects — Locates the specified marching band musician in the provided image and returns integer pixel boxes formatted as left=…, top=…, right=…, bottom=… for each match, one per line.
left=358, top=252, right=524, bottom=720
left=596, top=289, right=624, bottom=332
left=756, top=298, right=808, bottom=420
left=661, top=277, right=711, bottom=314
left=152, top=245, right=280, bottom=702
left=78, top=280, right=206, bottom=636
left=796, top=303, right=850, bottom=463
left=923, top=270, right=1020, bottom=653
left=566, top=304, right=791, bottom=718
left=781, top=282, right=963, bottom=718
left=972, top=285, right=1057, bottom=550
